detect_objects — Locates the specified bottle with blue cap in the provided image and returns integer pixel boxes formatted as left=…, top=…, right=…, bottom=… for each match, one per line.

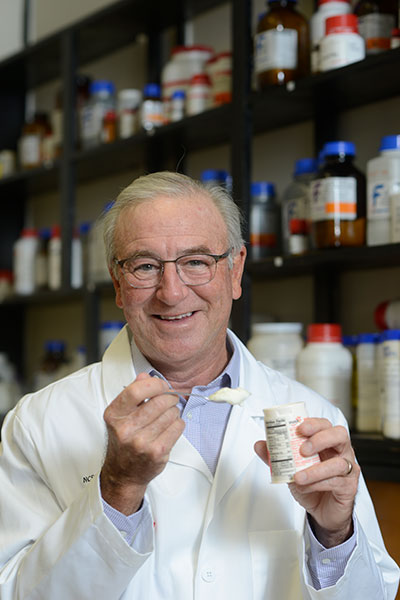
left=141, top=84, right=164, bottom=132
left=200, top=169, right=232, bottom=193
left=281, top=157, right=318, bottom=255
left=366, top=134, right=400, bottom=246
left=250, top=181, right=280, bottom=259
left=356, top=332, right=381, bottom=433
left=80, top=80, right=116, bottom=149
left=310, top=140, right=366, bottom=248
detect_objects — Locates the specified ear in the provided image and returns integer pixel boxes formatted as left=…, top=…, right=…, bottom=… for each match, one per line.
left=110, top=268, right=123, bottom=309
left=231, top=245, right=247, bottom=300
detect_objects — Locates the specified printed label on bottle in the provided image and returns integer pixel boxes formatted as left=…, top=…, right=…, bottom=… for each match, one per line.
left=390, top=192, right=400, bottom=242
left=367, top=179, right=390, bottom=220
left=358, top=13, right=395, bottom=52
left=310, top=177, right=357, bottom=221
left=254, top=29, right=298, bottom=72
left=319, top=34, right=365, bottom=71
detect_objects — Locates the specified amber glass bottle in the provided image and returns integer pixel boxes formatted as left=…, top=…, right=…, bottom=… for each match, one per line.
left=310, top=141, right=366, bottom=248
left=255, top=0, right=310, bottom=88
left=353, top=0, right=398, bottom=53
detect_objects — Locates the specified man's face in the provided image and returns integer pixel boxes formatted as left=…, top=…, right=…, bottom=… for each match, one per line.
left=111, top=193, right=246, bottom=375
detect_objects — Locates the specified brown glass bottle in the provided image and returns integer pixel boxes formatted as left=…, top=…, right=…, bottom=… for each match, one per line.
left=353, top=0, right=398, bottom=53
left=255, top=0, right=310, bottom=88
left=310, top=141, right=366, bottom=248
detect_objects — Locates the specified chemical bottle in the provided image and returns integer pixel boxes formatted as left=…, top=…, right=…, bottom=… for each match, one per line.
left=169, top=90, right=186, bottom=122
left=255, top=0, right=310, bottom=88
left=375, top=298, right=400, bottom=330
left=310, top=0, right=351, bottom=73
left=380, top=329, right=400, bottom=439
left=88, top=202, right=114, bottom=285
left=187, top=73, right=212, bottom=116
left=48, top=225, right=62, bottom=290
left=99, top=321, right=126, bottom=355
left=367, top=134, right=400, bottom=246
left=356, top=332, right=381, bottom=432
left=117, top=89, right=142, bottom=137
left=247, top=322, right=303, bottom=380
left=71, top=227, right=83, bottom=289
left=13, top=228, right=39, bottom=295
left=310, top=140, right=366, bottom=248
left=250, top=181, right=280, bottom=258
left=342, top=333, right=359, bottom=425
left=353, top=0, right=398, bottom=54
left=200, top=169, right=232, bottom=191
left=281, top=157, right=318, bottom=255
left=34, top=227, right=51, bottom=290
left=80, top=80, right=116, bottom=149
left=141, top=84, right=164, bottom=132
left=319, top=14, right=365, bottom=72
left=296, top=323, right=353, bottom=424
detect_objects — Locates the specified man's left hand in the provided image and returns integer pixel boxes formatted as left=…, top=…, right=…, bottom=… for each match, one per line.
left=255, top=417, right=360, bottom=548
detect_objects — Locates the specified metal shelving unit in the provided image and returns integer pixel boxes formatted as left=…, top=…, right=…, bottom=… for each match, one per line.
left=1, top=0, right=400, bottom=477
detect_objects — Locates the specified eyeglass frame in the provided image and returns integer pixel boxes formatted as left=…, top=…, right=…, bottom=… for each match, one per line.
left=114, top=248, right=232, bottom=289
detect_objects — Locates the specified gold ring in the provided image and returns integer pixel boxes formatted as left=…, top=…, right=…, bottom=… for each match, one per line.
left=343, top=458, right=353, bottom=476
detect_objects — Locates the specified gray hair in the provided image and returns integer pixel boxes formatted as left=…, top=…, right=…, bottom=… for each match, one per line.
left=103, top=171, right=244, bottom=277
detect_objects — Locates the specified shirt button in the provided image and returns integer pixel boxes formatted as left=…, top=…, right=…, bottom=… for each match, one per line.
left=120, top=530, right=128, bottom=539
left=201, top=567, right=215, bottom=582
left=187, top=412, right=193, bottom=420
left=322, top=558, right=332, bottom=565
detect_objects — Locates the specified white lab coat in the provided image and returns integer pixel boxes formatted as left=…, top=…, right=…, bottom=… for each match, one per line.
left=0, top=327, right=398, bottom=599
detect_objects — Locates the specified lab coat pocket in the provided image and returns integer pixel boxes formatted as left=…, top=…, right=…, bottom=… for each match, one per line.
left=249, top=530, right=302, bottom=600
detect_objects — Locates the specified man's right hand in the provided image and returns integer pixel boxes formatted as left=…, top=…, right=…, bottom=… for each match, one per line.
left=100, top=372, right=185, bottom=515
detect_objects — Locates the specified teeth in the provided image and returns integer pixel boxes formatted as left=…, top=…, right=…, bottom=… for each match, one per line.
left=159, top=312, right=193, bottom=321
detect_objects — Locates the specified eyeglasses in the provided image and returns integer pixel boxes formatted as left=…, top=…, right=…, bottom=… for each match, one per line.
left=115, top=249, right=231, bottom=289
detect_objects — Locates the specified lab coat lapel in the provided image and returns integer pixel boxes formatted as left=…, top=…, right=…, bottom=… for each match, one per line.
left=168, top=434, right=213, bottom=481
left=101, top=326, right=137, bottom=407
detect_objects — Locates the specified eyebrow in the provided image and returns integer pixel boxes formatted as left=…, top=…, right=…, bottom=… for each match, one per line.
left=125, top=246, right=214, bottom=260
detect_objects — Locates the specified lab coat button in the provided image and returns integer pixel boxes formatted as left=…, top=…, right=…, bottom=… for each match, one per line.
left=201, top=567, right=215, bottom=582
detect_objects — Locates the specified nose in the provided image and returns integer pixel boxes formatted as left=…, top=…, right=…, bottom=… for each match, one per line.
left=154, top=262, right=189, bottom=305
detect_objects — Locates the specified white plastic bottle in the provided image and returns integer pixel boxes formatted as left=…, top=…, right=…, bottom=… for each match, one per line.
left=48, top=224, right=62, bottom=290
left=247, top=322, right=303, bottom=380
left=356, top=332, right=381, bottom=432
left=310, top=0, right=351, bottom=73
left=367, top=134, right=400, bottom=246
left=88, top=202, right=114, bottom=285
left=80, top=80, right=116, bottom=149
left=296, top=323, right=353, bottom=424
left=13, top=227, right=39, bottom=295
left=381, top=329, right=400, bottom=439
left=281, top=157, right=317, bottom=255
left=319, top=14, right=365, bottom=72
left=71, top=227, right=83, bottom=289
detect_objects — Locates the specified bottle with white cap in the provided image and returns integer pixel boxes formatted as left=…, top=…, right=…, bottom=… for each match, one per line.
left=296, top=323, right=353, bottom=424
left=367, top=134, right=400, bottom=246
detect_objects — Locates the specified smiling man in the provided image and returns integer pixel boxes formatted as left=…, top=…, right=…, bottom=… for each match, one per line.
left=0, top=172, right=398, bottom=599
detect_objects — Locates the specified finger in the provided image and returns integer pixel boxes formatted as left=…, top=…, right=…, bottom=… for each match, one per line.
left=144, top=417, right=186, bottom=464
left=140, top=405, right=183, bottom=443
left=107, top=376, right=170, bottom=419
left=296, top=417, right=333, bottom=437
left=300, top=425, right=351, bottom=458
left=293, top=455, right=360, bottom=487
left=254, top=440, right=270, bottom=467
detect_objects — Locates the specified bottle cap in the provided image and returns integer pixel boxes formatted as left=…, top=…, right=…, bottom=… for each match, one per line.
left=319, top=0, right=350, bottom=4
left=51, top=224, right=61, bottom=238
left=381, top=329, right=400, bottom=341
left=143, top=83, right=161, bottom=98
left=379, top=135, right=400, bottom=151
left=375, top=300, right=389, bottom=330
left=252, top=322, right=303, bottom=334
left=323, top=140, right=355, bottom=157
left=171, top=90, right=186, bottom=99
left=251, top=181, right=276, bottom=197
left=342, top=334, right=359, bottom=346
left=307, top=323, right=342, bottom=342
left=294, top=158, right=318, bottom=176
left=21, top=227, right=37, bottom=237
left=171, top=45, right=214, bottom=56
left=289, top=218, right=307, bottom=234
left=358, top=332, right=380, bottom=344
left=90, top=80, right=115, bottom=95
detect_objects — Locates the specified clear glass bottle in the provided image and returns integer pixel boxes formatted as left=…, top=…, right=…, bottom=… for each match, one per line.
left=141, top=83, right=164, bottom=132
left=281, top=157, right=317, bottom=255
left=255, top=0, right=310, bottom=88
left=80, top=80, right=116, bottom=149
left=310, top=140, right=366, bottom=248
